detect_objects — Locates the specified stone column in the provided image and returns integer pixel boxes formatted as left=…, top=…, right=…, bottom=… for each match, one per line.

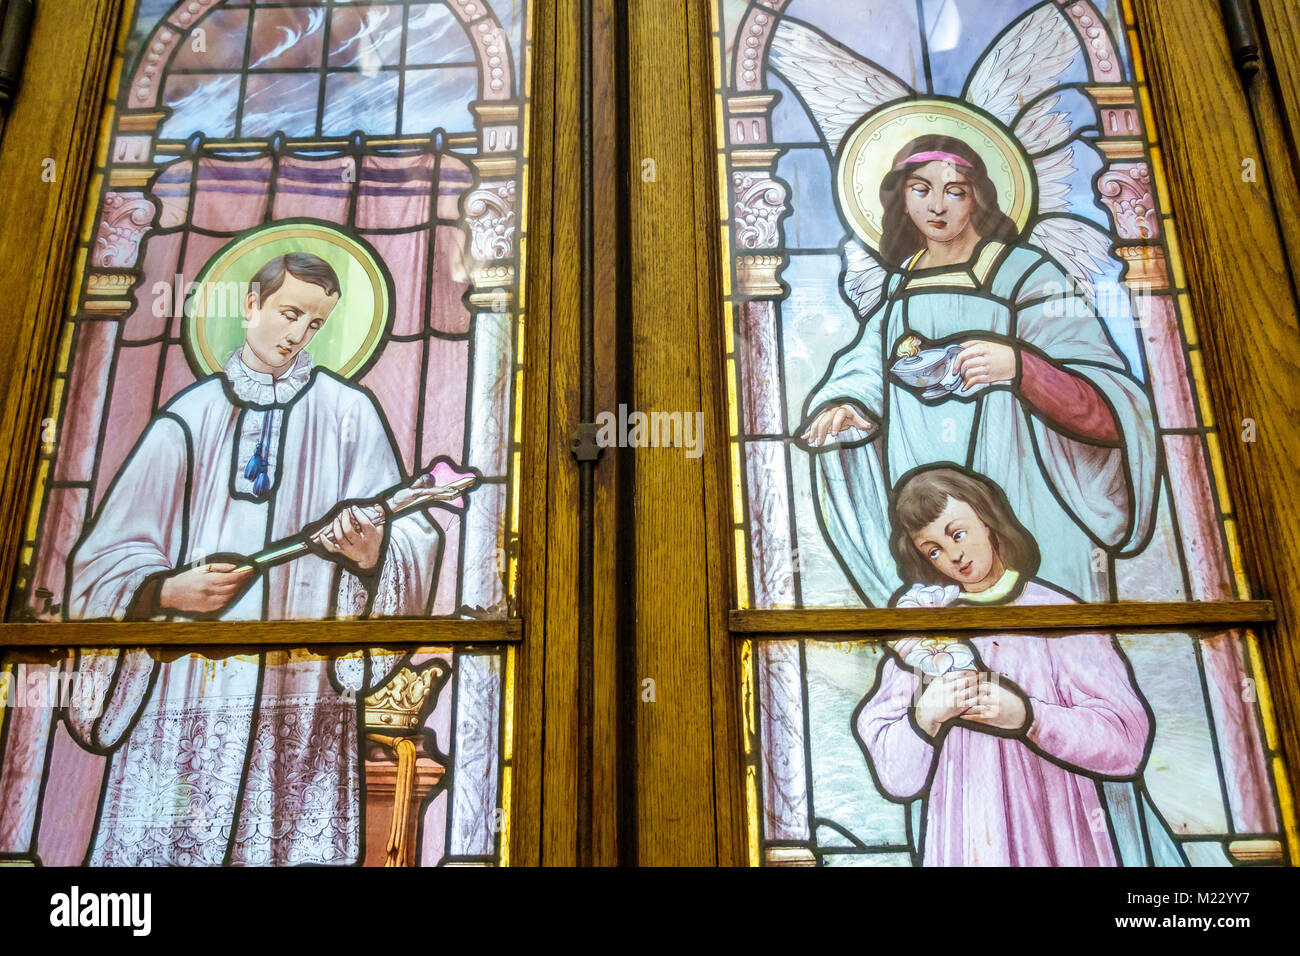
left=725, top=79, right=815, bottom=864
left=457, top=99, right=520, bottom=616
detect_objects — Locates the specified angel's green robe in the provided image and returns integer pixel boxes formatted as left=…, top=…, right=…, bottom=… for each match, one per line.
left=803, top=239, right=1159, bottom=605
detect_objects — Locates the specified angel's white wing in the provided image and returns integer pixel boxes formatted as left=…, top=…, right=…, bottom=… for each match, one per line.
left=1030, top=217, right=1114, bottom=301
left=965, top=5, right=1089, bottom=220
left=965, top=3, right=1079, bottom=127
left=842, top=239, right=888, bottom=316
left=768, top=19, right=911, bottom=153
left=1033, top=142, right=1075, bottom=214
left=1014, top=93, right=1074, bottom=156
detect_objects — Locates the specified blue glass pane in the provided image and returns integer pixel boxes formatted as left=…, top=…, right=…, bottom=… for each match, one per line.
left=401, top=67, right=479, bottom=134
left=161, top=73, right=240, bottom=139
left=775, top=148, right=845, bottom=250
left=240, top=73, right=323, bottom=137
left=322, top=71, right=401, bottom=136
left=406, top=3, right=475, bottom=65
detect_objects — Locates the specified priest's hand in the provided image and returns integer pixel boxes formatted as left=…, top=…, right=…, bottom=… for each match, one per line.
left=914, top=670, right=979, bottom=739
left=955, top=339, right=1017, bottom=387
left=961, top=675, right=1030, bottom=733
left=316, top=504, right=383, bottom=572
left=160, top=563, right=256, bottom=615
left=801, top=403, right=875, bottom=446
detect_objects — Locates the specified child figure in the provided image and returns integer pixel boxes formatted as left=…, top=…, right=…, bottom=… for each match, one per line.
left=855, top=466, right=1172, bottom=866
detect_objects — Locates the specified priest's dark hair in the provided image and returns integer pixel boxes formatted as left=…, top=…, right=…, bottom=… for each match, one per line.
left=889, top=466, right=1040, bottom=587
left=249, top=252, right=341, bottom=302
left=877, top=134, right=1021, bottom=267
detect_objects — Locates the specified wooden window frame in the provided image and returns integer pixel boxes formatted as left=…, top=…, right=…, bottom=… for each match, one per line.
left=1, top=0, right=1298, bottom=868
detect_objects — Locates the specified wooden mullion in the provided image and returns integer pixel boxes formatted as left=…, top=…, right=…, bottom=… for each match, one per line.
left=0, top=618, right=522, bottom=647
left=688, top=0, right=745, bottom=868
left=731, top=600, right=1275, bottom=637
left=1255, top=0, right=1300, bottom=285
left=625, top=0, right=726, bottom=866
left=0, top=0, right=124, bottom=610
left=515, top=0, right=563, bottom=868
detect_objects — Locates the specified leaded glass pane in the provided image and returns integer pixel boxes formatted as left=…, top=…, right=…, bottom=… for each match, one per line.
left=714, top=0, right=1244, bottom=611
left=0, top=0, right=531, bottom=868
left=713, top=0, right=1294, bottom=867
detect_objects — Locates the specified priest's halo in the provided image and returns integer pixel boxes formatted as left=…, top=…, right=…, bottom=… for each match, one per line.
left=184, top=221, right=393, bottom=380
left=835, top=99, right=1035, bottom=254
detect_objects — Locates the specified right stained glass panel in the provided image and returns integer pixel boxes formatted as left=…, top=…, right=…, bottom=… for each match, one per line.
left=715, top=0, right=1243, bottom=611
left=743, top=628, right=1290, bottom=867
left=712, top=0, right=1295, bottom=865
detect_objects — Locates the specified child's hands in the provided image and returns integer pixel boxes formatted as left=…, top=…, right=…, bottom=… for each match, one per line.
left=961, top=677, right=1030, bottom=732
left=914, top=670, right=979, bottom=738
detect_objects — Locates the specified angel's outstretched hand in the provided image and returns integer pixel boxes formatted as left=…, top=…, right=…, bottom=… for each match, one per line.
left=801, top=403, right=875, bottom=446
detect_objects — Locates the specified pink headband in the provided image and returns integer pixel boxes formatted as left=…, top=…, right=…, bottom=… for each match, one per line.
left=895, top=150, right=973, bottom=170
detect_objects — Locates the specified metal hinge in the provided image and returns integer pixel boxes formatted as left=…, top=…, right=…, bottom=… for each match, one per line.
left=570, top=422, right=604, bottom=463
left=1220, top=0, right=1262, bottom=80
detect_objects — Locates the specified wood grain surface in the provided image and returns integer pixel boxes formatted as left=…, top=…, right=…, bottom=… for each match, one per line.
left=731, top=601, right=1276, bottom=636
left=1249, top=0, right=1300, bottom=294
left=0, top=618, right=521, bottom=646
left=625, top=0, right=735, bottom=866
left=1136, top=0, right=1300, bottom=846
left=690, top=0, right=746, bottom=867
left=529, top=0, right=623, bottom=866
left=0, top=0, right=122, bottom=621
left=1258, top=0, right=1300, bottom=148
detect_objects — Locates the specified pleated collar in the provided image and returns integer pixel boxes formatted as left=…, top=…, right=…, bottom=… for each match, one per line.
left=223, top=349, right=313, bottom=406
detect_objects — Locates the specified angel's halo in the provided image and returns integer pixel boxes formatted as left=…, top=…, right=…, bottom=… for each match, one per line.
left=183, top=220, right=394, bottom=381
left=835, top=99, right=1035, bottom=255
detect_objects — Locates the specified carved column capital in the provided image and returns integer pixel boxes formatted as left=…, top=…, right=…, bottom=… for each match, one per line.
left=1099, top=163, right=1160, bottom=242
left=732, top=171, right=788, bottom=252
left=461, top=176, right=518, bottom=309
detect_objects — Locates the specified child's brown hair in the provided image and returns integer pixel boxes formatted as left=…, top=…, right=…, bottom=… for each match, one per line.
left=889, top=467, right=1040, bottom=587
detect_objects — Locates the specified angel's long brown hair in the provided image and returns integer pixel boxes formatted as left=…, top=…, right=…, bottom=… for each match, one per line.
left=878, top=134, right=1021, bottom=267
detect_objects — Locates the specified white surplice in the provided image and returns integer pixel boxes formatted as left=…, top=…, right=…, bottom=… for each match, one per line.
left=63, top=352, right=440, bottom=865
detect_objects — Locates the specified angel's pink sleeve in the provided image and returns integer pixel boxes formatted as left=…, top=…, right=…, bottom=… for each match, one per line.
left=855, top=658, right=936, bottom=800
left=1020, top=351, right=1119, bottom=442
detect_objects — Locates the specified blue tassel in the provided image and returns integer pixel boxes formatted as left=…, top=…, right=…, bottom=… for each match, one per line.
left=243, top=443, right=264, bottom=481
left=243, top=410, right=274, bottom=498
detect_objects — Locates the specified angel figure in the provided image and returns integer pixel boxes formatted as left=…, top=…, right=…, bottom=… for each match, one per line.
left=777, top=2, right=1159, bottom=606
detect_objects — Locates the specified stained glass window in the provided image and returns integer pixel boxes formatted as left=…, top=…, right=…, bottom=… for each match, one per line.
left=712, top=0, right=1294, bottom=865
left=0, top=0, right=530, bottom=866
left=743, top=628, right=1285, bottom=867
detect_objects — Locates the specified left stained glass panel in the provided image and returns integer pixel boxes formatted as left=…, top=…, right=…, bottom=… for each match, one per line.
left=0, top=0, right=530, bottom=866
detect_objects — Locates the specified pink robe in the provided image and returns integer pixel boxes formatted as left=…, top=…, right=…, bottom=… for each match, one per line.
left=856, top=580, right=1151, bottom=866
